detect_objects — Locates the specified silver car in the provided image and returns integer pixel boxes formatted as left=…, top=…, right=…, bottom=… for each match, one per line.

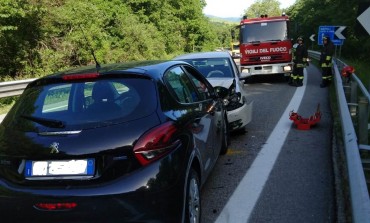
left=174, top=51, right=253, bottom=131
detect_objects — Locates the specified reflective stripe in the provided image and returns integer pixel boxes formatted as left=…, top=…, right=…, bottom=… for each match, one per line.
left=326, top=56, right=331, bottom=60
left=321, top=63, right=332, bottom=68
left=291, top=74, right=298, bottom=79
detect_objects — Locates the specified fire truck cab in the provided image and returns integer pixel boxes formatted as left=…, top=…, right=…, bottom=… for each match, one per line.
left=237, top=14, right=293, bottom=79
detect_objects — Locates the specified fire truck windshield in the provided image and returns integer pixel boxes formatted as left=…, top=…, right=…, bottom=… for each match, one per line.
left=240, top=21, right=288, bottom=43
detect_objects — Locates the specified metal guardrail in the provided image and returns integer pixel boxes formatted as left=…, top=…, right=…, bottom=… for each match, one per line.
left=309, top=50, right=370, bottom=223
left=0, top=79, right=36, bottom=98
left=1, top=55, right=370, bottom=221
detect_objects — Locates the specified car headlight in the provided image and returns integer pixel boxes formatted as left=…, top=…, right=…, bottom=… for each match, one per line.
left=241, top=67, right=250, bottom=73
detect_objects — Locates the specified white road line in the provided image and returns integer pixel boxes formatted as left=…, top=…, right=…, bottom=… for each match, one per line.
left=0, top=114, right=6, bottom=123
left=215, top=71, right=307, bottom=223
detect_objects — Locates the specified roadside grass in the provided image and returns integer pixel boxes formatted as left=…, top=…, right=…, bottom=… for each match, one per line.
left=341, top=58, right=370, bottom=86
left=0, top=96, right=17, bottom=115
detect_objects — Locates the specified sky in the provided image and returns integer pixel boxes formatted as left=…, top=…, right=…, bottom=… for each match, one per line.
left=203, top=0, right=297, bottom=18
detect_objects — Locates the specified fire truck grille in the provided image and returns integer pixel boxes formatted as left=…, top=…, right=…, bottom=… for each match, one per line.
left=244, top=54, right=286, bottom=64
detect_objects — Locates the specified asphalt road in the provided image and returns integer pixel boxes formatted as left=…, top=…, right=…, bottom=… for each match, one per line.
left=200, top=65, right=340, bottom=223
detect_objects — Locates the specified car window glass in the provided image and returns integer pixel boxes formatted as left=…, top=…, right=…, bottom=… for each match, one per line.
left=182, top=58, right=233, bottom=78
left=9, top=78, right=157, bottom=130
left=165, top=67, right=199, bottom=103
left=183, top=65, right=212, bottom=101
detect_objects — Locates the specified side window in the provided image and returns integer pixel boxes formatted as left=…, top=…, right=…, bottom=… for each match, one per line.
left=165, top=67, right=198, bottom=103
left=183, top=65, right=212, bottom=101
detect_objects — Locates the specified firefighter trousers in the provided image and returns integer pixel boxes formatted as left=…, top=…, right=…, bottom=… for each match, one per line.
left=289, top=64, right=304, bottom=86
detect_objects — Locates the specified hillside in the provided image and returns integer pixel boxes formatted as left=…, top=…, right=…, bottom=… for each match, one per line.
left=206, top=15, right=241, bottom=24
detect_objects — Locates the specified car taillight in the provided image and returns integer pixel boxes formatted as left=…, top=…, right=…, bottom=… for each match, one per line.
left=133, top=122, right=181, bottom=166
left=62, top=72, right=99, bottom=80
left=34, top=202, right=77, bottom=211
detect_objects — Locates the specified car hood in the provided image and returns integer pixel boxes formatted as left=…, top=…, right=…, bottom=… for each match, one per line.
left=207, top=78, right=234, bottom=89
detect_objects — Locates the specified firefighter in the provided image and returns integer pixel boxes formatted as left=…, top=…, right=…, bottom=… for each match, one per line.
left=319, top=36, right=334, bottom=88
left=289, top=36, right=308, bottom=87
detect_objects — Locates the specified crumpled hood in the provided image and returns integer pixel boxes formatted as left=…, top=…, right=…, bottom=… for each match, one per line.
left=207, top=78, right=234, bottom=89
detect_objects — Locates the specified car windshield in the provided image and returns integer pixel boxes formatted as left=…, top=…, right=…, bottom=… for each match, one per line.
left=241, top=21, right=288, bottom=43
left=5, top=78, right=157, bottom=131
left=180, top=58, right=234, bottom=78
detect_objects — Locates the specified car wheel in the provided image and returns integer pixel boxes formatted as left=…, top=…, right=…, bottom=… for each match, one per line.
left=220, top=115, right=229, bottom=155
left=185, top=169, right=201, bottom=223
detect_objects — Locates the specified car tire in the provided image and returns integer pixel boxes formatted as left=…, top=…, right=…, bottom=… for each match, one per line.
left=220, top=115, right=229, bottom=155
left=185, top=168, right=201, bottom=223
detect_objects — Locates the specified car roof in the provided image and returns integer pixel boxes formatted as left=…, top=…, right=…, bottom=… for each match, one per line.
left=41, top=60, right=189, bottom=81
left=174, top=51, right=232, bottom=60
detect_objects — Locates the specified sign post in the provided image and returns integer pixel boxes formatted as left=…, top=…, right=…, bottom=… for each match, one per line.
left=309, top=34, right=315, bottom=49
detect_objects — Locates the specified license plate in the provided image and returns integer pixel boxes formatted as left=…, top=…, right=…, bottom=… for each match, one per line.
left=24, top=159, right=95, bottom=179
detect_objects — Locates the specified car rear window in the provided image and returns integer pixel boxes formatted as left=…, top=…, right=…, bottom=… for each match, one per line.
left=6, top=78, right=157, bottom=130
left=181, top=58, right=233, bottom=78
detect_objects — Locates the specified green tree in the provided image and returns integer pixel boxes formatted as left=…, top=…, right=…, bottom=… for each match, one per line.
left=37, top=0, right=167, bottom=74
left=0, top=0, right=44, bottom=79
left=125, top=0, right=214, bottom=53
left=287, top=0, right=367, bottom=60
left=0, top=0, right=226, bottom=79
left=244, top=0, right=282, bottom=18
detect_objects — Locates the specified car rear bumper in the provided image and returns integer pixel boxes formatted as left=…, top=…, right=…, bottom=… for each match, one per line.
left=0, top=191, right=180, bottom=222
left=0, top=158, right=185, bottom=223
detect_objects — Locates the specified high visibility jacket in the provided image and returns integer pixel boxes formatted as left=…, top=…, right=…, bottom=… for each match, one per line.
left=320, top=41, right=334, bottom=68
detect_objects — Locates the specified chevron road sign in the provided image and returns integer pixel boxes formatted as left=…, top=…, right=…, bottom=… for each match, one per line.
left=310, top=34, right=315, bottom=41
left=357, top=7, right=370, bottom=35
left=334, top=26, right=346, bottom=39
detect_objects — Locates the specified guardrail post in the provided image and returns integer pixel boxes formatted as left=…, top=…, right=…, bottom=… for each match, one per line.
left=351, top=81, right=358, bottom=104
left=350, top=81, right=358, bottom=117
left=344, top=84, right=351, bottom=101
left=359, top=96, right=369, bottom=145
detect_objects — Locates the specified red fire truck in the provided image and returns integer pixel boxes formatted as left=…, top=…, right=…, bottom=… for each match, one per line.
left=237, top=14, right=293, bottom=78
